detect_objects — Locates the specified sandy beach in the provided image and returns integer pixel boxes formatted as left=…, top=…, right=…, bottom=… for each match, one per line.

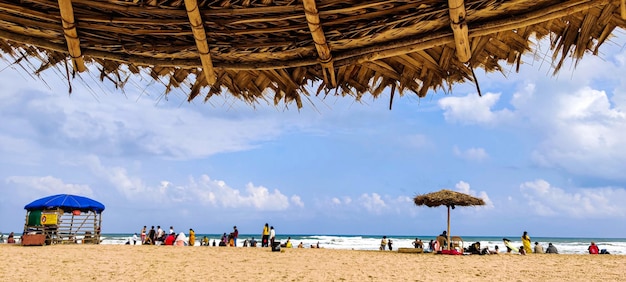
left=1, top=244, right=624, bottom=281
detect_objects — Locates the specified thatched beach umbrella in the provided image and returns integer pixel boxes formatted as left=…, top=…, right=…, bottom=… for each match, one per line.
left=414, top=189, right=485, bottom=250
left=1, top=1, right=625, bottom=109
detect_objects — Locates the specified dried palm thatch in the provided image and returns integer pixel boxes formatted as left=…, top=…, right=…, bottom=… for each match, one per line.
left=414, top=189, right=485, bottom=251
left=414, top=189, right=486, bottom=208
left=1, top=0, right=625, bottom=108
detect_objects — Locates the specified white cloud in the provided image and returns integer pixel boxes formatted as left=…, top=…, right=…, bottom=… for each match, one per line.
left=438, top=92, right=514, bottom=125
left=358, top=193, right=387, bottom=214
left=520, top=179, right=626, bottom=218
left=454, top=181, right=493, bottom=208
left=82, top=155, right=149, bottom=200
left=6, top=175, right=93, bottom=197
left=453, top=146, right=488, bottom=162
left=0, top=78, right=310, bottom=161
left=525, top=87, right=626, bottom=179
left=80, top=155, right=299, bottom=211
left=291, top=195, right=304, bottom=207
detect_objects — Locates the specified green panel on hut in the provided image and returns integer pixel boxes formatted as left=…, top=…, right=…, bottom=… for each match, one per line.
left=27, top=210, right=42, bottom=226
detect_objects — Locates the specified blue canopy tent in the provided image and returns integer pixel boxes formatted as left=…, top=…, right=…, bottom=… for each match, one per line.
left=25, top=194, right=105, bottom=213
left=23, top=194, right=104, bottom=245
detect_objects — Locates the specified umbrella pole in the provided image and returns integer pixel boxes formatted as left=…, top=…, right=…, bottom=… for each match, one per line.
left=447, top=205, right=451, bottom=250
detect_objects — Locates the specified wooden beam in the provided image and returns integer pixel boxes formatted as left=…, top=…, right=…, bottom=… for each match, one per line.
left=622, top=0, right=626, bottom=20
left=184, top=0, right=216, bottom=84
left=57, top=0, right=85, bottom=72
left=0, top=0, right=608, bottom=71
left=448, top=0, right=471, bottom=63
left=348, top=0, right=606, bottom=65
left=302, top=0, right=336, bottom=87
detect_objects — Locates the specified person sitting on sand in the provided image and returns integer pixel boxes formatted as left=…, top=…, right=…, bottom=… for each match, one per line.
left=250, top=237, right=257, bottom=247
left=519, top=245, right=526, bottom=255
left=425, top=240, right=434, bottom=253
left=7, top=232, right=15, bottom=244
left=482, top=245, right=499, bottom=255
left=439, top=231, right=448, bottom=247
left=164, top=233, right=176, bottom=245
left=387, top=239, right=393, bottom=251
left=466, top=242, right=481, bottom=254
left=202, top=236, right=209, bottom=246
left=545, top=243, right=558, bottom=254
left=534, top=242, right=544, bottom=253
left=380, top=236, right=387, bottom=251
left=298, top=242, right=303, bottom=248
left=175, top=232, right=187, bottom=246
left=588, top=242, right=599, bottom=254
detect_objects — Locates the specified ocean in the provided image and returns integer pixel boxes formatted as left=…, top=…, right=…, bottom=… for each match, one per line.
left=59, top=233, right=626, bottom=255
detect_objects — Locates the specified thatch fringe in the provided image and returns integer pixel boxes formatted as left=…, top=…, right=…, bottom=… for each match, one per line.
left=1, top=0, right=625, bottom=108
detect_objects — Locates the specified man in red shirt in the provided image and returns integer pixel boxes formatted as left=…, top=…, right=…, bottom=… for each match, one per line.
left=588, top=242, right=599, bottom=254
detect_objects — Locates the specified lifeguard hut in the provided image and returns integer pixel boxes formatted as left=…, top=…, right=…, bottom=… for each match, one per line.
left=23, top=194, right=105, bottom=245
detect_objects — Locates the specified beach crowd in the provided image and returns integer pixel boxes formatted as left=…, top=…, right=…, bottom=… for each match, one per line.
left=376, top=230, right=611, bottom=255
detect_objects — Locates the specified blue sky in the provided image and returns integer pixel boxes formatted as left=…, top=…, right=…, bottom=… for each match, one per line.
left=2, top=32, right=626, bottom=238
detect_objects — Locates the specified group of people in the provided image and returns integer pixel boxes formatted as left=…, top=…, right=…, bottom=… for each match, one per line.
left=261, top=223, right=276, bottom=248
left=378, top=230, right=610, bottom=255
left=138, top=225, right=194, bottom=246
left=218, top=226, right=240, bottom=247
left=380, top=236, right=394, bottom=251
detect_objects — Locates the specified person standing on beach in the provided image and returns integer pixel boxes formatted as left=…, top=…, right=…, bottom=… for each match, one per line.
left=521, top=231, right=532, bottom=254
left=156, top=226, right=164, bottom=244
left=140, top=226, right=146, bottom=244
left=148, top=226, right=156, bottom=245
left=262, top=223, right=270, bottom=247
left=269, top=226, right=276, bottom=247
left=189, top=229, right=195, bottom=246
left=412, top=238, right=423, bottom=249
left=232, top=226, right=239, bottom=247
left=380, top=236, right=387, bottom=250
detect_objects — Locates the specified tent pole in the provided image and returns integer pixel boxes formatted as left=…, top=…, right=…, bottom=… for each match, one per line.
left=447, top=205, right=451, bottom=250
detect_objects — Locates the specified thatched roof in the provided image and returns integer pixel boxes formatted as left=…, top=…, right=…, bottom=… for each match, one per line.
left=1, top=0, right=625, bottom=108
left=414, top=189, right=485, bottom=207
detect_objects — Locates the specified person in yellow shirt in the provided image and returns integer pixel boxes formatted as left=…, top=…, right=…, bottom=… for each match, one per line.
left=521, top=231, right=532, bottom=254
left=262, top=223, right=270, bottom=247
left=189, top=229, right=195, bottom=246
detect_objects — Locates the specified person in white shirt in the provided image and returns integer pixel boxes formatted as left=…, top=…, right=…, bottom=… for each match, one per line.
left=269, top=226, right=276, bottom=247
left=132, top=233, right=138, bottom=245
left=156, top=226, right=164, bottom=245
